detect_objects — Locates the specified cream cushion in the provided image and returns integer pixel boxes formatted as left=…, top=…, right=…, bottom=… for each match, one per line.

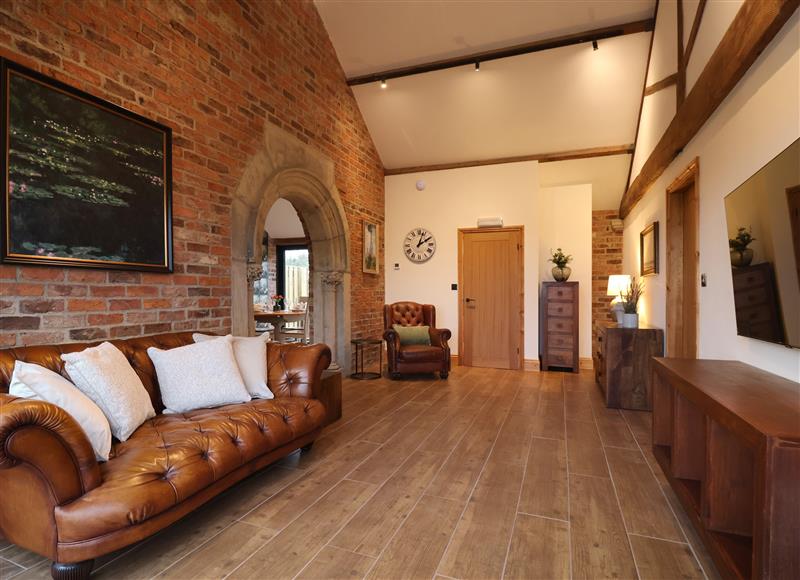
left=9, top=360, right=113, bottom=461
left=148, top=335, right=251, bottom=414
left=61, top=342, right=156, bottom=442
left=193, top=333, right=274, bottom=399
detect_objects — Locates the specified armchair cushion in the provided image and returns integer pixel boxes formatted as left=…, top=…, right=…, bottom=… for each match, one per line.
left=392, top=325, right=432, bottom=346
left=397, top=345, right=445, bottom=363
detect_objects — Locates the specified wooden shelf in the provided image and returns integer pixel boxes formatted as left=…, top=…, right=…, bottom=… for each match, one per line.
left=652, top=358, right=800, bottom=580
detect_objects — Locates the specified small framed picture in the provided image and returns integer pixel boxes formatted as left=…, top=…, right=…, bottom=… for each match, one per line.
left=640, top=221, right=659, bottom=276
left=363, top=220, right=379, bottom=274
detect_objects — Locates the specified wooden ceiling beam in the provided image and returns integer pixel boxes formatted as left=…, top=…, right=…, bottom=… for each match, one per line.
left=383, top=144, right=633, bottom=176
left=347, top=18, right=654, bottom=86
left=619, top=0, right=799, bottom=219
left=644, top=72, right=677, bottom=96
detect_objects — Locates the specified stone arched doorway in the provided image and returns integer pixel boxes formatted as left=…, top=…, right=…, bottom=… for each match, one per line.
left=231, top=125, right=350, bottom=372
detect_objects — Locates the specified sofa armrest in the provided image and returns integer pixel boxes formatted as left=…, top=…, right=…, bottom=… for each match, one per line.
left=0, top=394, right=101, bottom=505
left=383, top=328, right=400, bottom=351
left=429, top=328, right=452, bottom=349
left=267, top=342, right=331, bottom=399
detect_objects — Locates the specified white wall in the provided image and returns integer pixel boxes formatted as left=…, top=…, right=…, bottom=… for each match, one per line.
left=623, top=11, right=800, bottom=382
left=385, top=162, right=539, bottom=359
left=539, top=185, right=593, bottom=358
left=265, top=198, right=304, bottom=238
left=385, top=163, right=594, bottom=362
left=539, top=154, right=630, bottom=210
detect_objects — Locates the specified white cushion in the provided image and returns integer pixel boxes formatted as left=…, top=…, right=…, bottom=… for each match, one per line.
left=193, top=333, right=274, bottom=399
left=148, top=335, right=251, bottom=413
left=61, top=342, right=156, bottom=442
left=9, top=361, right=112, bottom=462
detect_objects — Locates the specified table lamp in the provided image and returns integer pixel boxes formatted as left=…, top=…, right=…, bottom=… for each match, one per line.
left=607, top=274, right=631, bottom=324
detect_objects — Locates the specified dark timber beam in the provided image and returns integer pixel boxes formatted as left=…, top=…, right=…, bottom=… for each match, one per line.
left=383, top=145, right=634, bottom=176
left=347, top=18, right=655, bottom=86
left=620, top=0, right=799, bottom=219
left=684, top=0, right=708, bottom=65
left=644, top=72, right=678, bottom=96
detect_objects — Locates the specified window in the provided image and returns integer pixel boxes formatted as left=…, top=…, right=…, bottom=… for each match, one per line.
left=277, top=245, right=309, bottom=308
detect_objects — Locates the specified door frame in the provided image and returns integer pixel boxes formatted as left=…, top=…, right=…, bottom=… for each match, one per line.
left=665, top=158, right=700, bottom=358
left=457, top=226, right=524, bottom=369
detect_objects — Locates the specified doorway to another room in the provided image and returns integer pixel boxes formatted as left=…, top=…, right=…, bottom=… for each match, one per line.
left=666, top=159, right=700, bottom=358
left=458, top=226, right=524, bottom=370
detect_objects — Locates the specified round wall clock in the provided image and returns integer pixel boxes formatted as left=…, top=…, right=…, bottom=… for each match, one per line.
left=403, top=227, right=436, bottom=263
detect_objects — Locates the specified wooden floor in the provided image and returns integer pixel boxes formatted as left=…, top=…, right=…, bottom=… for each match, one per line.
left=1, top=366, right=719, bottom=580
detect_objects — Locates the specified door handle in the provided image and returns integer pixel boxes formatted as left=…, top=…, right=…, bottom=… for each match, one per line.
left=465, top=298, right=476, bottom=303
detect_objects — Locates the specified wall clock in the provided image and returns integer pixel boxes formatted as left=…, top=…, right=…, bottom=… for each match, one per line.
left=403, top=227, right=436, bottom=262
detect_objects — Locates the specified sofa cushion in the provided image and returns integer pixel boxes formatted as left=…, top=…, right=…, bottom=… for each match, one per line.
left=54, top=397, right=325, bottom=543
left=398, top=344, right=444, bottom=363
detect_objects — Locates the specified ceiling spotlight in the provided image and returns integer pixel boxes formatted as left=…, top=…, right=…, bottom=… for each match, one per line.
left=380, top=79, right=387, bottom=89
left=475, top=61, right=480, bottom=72
left=592, top=40, right=599, bottom=51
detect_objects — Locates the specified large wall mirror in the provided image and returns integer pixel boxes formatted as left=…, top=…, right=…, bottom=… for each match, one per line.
left=724, top=138, right=800, bottom=348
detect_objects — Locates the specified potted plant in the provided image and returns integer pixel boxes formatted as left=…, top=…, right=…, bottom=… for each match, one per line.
left=549, top=248, right=573, bottom=282
left=729, top=227, right=756, bottom=267
left=271, top=294, right=284, bottom=311
left=621, top=277, right=644, bottom=328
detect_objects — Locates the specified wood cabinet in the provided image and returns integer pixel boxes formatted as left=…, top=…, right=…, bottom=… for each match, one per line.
left=594, top=323, right=663, bottom=410
left=731, top=263, right=784, bottom=344
left=652, top=358, right=800, bottom=580
left=539, top=282, right=578, bottom=372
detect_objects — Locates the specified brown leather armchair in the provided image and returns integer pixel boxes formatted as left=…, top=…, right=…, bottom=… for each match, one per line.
left=383, top=302, right=451, bottom=379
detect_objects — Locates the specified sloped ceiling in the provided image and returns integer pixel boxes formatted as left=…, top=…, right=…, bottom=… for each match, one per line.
left=316, top=0, right=656, bottom=209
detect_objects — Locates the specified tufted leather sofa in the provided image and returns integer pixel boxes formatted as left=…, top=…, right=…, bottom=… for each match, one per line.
left=383, top=302, right=451, bottom=379
left=0, top=332, right=332, bottom=579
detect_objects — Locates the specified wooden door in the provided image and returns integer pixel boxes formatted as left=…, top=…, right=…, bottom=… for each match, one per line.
left=666, top=159, right=699, bottom=359
left=787, top=185, right=800, bottom=284
left=458, top=227, right=523, bottom=369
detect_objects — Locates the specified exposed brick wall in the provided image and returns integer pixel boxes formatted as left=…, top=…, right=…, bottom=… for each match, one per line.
left=592, top=210, right=624, bottom=352
left=0, top=0, right=384, bottom=348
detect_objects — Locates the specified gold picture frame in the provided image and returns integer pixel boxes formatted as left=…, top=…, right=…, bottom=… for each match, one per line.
left=362, top=220, right=378, bottom=274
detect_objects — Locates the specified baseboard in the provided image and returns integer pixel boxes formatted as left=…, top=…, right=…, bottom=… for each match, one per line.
left=523, top=359, right=540, bottom=372
left=451, top=355, right=590, bottom=371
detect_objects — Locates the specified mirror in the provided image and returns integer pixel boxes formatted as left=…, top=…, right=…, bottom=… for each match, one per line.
left=724, top=138, right=800, bottom=348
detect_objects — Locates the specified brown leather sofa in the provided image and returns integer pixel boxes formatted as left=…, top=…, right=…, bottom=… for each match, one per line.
left=383, top=302, right=451, bottom=379
left=0, top=332, right=333, bottom=579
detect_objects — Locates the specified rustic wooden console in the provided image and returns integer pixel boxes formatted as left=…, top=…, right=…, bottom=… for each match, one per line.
left=652, top=358, right=800, bottom=580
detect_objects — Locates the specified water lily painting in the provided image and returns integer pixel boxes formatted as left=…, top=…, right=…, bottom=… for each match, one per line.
left=1, top=59, right=172, bottom=272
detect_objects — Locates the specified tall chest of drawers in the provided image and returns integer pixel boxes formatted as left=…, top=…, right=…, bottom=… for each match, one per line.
left=540, top=282, right=579, bottom=373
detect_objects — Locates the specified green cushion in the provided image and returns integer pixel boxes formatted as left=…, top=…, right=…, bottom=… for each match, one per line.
left=393, top=324, right=431, bottom=346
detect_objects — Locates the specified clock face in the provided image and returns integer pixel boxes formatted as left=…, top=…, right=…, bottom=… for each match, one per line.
left=403, top=227, right=436, bottom=262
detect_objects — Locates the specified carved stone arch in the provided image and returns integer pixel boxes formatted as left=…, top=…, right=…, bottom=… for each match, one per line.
left=230, top=124, right=350, bottom=371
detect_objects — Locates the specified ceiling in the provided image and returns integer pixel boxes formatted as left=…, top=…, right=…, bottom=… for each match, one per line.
left=265, top=199, right=305, bottom=238
left=315, top=0, right=656, bottom=209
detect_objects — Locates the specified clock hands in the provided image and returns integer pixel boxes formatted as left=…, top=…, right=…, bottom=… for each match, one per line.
left=416, top=235, right=432, bottom=248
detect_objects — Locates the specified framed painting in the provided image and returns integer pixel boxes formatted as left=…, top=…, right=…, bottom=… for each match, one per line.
left=363, top=220, right=378, bottom=274
left=640, top=221, right=659, bottom=276
left=1, top=58, right=173, bottom=272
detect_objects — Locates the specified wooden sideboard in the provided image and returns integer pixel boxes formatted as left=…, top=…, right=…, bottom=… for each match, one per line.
left=594, top=323, right=663, bottom=410
left=539, top=282, right=579, bottom=372
left=731, top=263, right=784, bottom=344
left=652, top=358, right=800, bottom=580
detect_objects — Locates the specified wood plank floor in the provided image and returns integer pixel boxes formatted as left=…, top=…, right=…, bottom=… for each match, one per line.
left=1, top=367, right=718, bottom=580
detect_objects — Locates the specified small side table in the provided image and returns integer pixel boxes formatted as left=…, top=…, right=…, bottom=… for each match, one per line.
left=351, top=338, right=383, bottom=380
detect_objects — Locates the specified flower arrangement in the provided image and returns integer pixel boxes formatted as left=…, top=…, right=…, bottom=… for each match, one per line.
left=549, top=248, right=572, bottom=269
left=729, top=227, right=756, bottom=252
left=621, top=277, right=644, bottom=314
left=271, top=294, right=284, bottom=311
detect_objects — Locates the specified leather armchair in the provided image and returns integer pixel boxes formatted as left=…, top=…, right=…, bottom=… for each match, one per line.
left=383, top=302, right=451, bottom=379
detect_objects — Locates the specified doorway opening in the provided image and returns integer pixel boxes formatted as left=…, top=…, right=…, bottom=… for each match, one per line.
left=666, top=158, right=700, bottom=358
left=231, top=125, right=351, bottom=371
left=458, top=226, right=524, bottom=369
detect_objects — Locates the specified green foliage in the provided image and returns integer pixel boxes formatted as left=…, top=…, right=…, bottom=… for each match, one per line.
left=729, top=226, right=756, bottom=251
left=549, top=247, right=572, bottom=269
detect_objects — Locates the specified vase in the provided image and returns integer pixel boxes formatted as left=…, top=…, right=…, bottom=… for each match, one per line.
left=552, top=265, right=572, bottom=282
left=730, top=248, right=753, bottom=267
left=622, top=313, right=639, bottom=328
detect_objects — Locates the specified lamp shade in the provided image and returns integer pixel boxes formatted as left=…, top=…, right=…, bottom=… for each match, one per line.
left=607, top=275, right=631, bottom=297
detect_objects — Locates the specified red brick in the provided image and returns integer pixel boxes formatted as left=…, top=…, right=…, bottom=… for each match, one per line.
left=68, top=270, right=106, bottom=283
left=109, top=299, right=142, bottom=311
left=67, top=299, right=107, bottom=311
